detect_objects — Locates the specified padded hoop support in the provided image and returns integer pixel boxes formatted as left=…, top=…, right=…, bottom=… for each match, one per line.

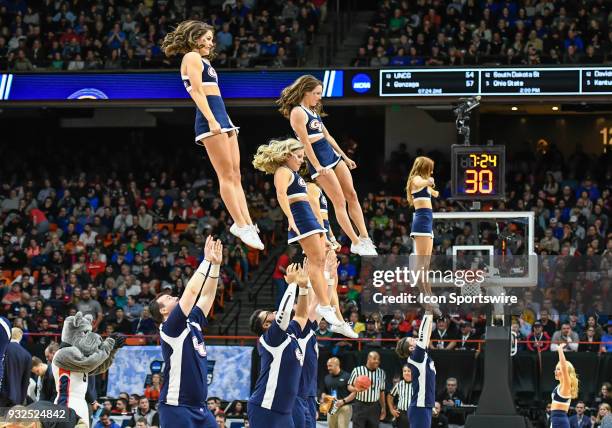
left=465, top=326, right=531, bottom=428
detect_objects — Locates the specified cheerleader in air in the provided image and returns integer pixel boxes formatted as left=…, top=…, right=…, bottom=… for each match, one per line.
left=253, top=138, right=350, bottom=328
left=549, top=343, right=579, bottom=428
left=162, top=20, right=263, bottom=250
left=396, top=313, right=436, bottom=428
left=406, top=156, right=441, bottom=316
left=277, top=75, right=377, bottom=256
left=304, top=177, right=341, bottom=251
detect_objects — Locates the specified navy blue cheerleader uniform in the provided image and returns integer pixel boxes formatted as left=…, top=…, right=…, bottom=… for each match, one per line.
left=158, top=305, right=216, bottom=428
left=550, top=386, right=571, bottom=428
left=0, top=317, right=11, bottom=390
left=410, top=185, right=433, bottom=239
left=284, top=167, right=326, bottom=244
left=295, top=105, right=341, bottom=179
left=407, top=342, right=436, bottom=428
left=248, top=320, right=305, bottom=428
left=317, top=187, right=334, bottom=242
left=293, top=320, right=319, bottom=428
left=181, top=58, right=239, bottom=142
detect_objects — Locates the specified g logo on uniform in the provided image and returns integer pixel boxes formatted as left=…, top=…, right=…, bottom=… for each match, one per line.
left=298, top=177, right=307, bottom=187
left=309, top=119, right=323, bottom=132
left=208, top=66, right=217, bottom=80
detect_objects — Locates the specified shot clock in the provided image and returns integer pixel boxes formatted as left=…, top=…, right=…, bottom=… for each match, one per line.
left=451, top=145, right=506, bottom=200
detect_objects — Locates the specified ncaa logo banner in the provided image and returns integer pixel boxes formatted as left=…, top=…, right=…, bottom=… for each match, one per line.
left=108, top=345, right=253, bottom=400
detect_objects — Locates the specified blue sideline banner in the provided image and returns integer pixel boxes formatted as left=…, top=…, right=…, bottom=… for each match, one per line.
left=107, top=345, right=253, bottom=400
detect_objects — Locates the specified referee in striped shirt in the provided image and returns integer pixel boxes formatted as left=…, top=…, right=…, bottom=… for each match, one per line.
left=348, top=351, right=386, bottom=428
left=387, top=365, right=412, bottom=428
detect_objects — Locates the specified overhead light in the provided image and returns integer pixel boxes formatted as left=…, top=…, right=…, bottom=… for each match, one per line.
left=552, top=106, right=559, bottom=111
left=511, top=106, right=518, bottom=111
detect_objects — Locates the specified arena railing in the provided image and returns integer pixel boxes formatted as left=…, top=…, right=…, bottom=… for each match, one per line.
left=217, top=299, right=242, bottom=343
left=19, top=333, right=611, bottom=352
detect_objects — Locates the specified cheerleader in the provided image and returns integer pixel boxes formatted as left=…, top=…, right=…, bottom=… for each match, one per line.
left=253, top=138, right=342, bottom=327
left=550, top=343, right=579, bottom=428
left=277, top=75, right=377, bottom=257
left=305, top=179, right=341, bottom=251
left=396, top=314, right=436, bottom=428
left=406, top=156, right=440, bottom=316
left=162, top=20, right=263, bottom=250
left=248, top=263, right=309, bottom=428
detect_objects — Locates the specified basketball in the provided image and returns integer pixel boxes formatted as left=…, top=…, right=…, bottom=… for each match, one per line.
left=354, top=375, right=372, bottom=391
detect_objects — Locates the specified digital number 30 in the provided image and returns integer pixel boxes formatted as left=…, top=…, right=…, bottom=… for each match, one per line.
left=465, top=169, right=493, bottom=194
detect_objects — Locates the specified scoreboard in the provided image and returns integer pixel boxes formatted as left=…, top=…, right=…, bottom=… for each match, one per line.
left=451, top=145, right=505, bottom=200
left=379, top=67, right=612, bottom=97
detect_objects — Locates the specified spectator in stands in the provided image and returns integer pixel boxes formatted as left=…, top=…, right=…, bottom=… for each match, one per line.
left=208, top=397, right=222, bottom=416
left=315, top=319, right=334, bottom=343
left=437, top=377, right=465, bottom=408
left=76, top=288, right=103, bottom=328
left=94, top=410, right=122, bottom=428
left=527, top=321, right=551, bottom=353
left=456, top=321, right=480, bottom=351
left=338, top=255, right=357, bottom=286
left=538, top=310, right=558, bottom=338
left=601, top=321, right=612, bottom=353
left=135, top=418, right=149, bottom=428
left=272, top=247, right=296, bottom=308
left=225, top=401, right=245, bottom=418
left=128, top=394, right=140, bottom=413
left=112, top=398, right=130, bottom=416
left=569, top=401, right=591, bottom=428
left=551, top=323, right=580, bottom=352
left=578, top=325, right=601, bottom=352
left=385, top=310, right=411, bottom=340
left=430, top=317, right=457, bottom=350
left=359, top=318, right=382, bottom=348
left=594, top=383, right=612, bottom=409
left=112, top=308, right=133, bottom=335
left=127, top=397, right=159, bottom=428
left=216, top=413, right=226, bottom=428
left=592, top=403, right=611, bottom=428
left=144, top=373, right=161, bottom=402
left=431, top=401, right=449, bottom=428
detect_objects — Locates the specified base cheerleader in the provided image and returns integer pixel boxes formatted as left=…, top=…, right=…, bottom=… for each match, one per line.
left=396, top=313, right=436, bottom=428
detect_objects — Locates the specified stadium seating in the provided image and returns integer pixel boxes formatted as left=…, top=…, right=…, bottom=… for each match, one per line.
left=0, top=0, right=322, bottom=71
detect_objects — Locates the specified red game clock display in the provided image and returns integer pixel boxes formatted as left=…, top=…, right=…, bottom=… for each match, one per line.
left=451, top=145, right=506, bottom=200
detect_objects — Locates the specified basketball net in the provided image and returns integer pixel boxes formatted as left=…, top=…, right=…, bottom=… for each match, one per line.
left=459, top=269, right=483, bottom=297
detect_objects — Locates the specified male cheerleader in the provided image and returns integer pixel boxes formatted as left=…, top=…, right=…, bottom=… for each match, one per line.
left=248, top=263, right=310, bottom=428
left=149, top=236, right=223, bottom=428
left=396, top=313, right=436, bottom=428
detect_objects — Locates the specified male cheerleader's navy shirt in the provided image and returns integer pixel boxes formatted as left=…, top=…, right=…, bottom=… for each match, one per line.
left=0, top=317, right=10, bottom=389
left=297, top=320, right=319, bottom=399
left=249, top=320, right=305, bottom=414
left=159, top=305, right=209, bottom=407
left=407, top=342, right=436, bottom=408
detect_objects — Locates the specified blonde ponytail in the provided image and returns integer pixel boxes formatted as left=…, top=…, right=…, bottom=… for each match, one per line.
left=253, top=138, right=304, bottom=174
